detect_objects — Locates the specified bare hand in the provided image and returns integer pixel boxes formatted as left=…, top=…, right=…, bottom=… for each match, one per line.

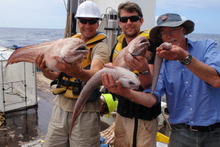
left=36, top=53, right=50, bottom=73
left=54, top=56, right=82, bottom=76
left=101, top=73, right=128, bottom=95
left=156, top=44, right=188, bottom=61
left=124, top=55, right=149, bottom=72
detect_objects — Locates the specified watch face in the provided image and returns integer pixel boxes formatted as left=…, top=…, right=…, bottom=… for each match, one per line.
left=184, top=59, right=191, bottom=64
left=182, top=55, right=192, bottom=65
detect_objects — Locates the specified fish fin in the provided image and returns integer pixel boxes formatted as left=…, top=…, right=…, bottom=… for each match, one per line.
left=69, top=69, right=104, bottom=133
left=6, top=40, right=58, bottom=66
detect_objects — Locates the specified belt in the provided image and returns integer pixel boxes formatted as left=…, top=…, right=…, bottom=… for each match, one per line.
left=173, top=122, right=220, bottom=132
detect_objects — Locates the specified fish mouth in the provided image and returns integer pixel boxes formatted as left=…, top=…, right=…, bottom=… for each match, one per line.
left=72, top=45, right=88, bottom=57
left=130, top=40, right=149, bottom=56
left=62, top=53, right=86, bottom=64
left=121, top=81, right=140, bottom=90
left=61, top=45, right=88, bottom=64
left=75, top=45, right=88, bottom=53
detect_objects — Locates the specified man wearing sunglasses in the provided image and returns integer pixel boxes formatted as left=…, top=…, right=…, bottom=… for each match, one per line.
left=103, top=2, right=161, bottom=147
left=37, top=1, right=109, bottom=147
left=104, top=12, right=220, bottom=147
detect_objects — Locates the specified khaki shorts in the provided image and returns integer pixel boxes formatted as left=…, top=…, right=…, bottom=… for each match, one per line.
left=114, top=114, right=158, bottom=147
left=43, top=105, right=100, bottom=147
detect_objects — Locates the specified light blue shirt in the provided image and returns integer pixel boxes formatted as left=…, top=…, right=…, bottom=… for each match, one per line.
left=150, top=38, right=220, bottom=126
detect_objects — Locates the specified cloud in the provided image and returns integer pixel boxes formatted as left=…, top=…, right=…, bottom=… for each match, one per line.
left=0, top=0, right=66, bottom=29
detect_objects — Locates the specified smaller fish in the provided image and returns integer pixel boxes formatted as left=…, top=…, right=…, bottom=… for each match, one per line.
left=6, top=37, right=88, bottom=72
left=69, top=65, right=140, bottom=133
left=160, top=42, right=172, bottom=50
left=151, top=42, right=172, bottom=94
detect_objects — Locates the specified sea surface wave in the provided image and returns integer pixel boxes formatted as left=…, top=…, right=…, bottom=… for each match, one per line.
left=0, top=27, right=220, bottom=47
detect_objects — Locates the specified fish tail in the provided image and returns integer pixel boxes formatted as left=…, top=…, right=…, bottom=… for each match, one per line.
left=69, top=70, right=103, bottom=133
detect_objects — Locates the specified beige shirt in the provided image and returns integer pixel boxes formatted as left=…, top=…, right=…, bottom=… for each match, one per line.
left=55, top=41, right=109, bottom=112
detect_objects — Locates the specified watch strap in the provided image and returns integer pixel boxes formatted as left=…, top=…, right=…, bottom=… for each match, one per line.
left=181, top=55, right=192, bottom=65
left=139, top=69, right=150, bottom=75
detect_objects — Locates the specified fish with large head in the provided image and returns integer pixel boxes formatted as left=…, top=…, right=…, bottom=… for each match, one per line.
left=6, top=37, right=88, bottom=72
left=69, top=36, right=150, bottom=133
left=113, top=35, right=150, bottom=69
left=69, top=65, right=140, bottom=133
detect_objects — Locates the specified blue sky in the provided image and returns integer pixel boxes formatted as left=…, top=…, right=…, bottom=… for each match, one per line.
left=0, top=0, right=220, bottom=34
left=156, top=0, right=220, bottom=34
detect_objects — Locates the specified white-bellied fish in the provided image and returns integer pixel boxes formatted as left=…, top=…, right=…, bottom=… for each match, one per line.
left=6, top=37, right=88, bottom=72
left=70, top=36, right=150, bottom=133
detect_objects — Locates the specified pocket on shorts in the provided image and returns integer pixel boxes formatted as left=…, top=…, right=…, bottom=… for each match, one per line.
left=212, top=127, right=220, bottom=138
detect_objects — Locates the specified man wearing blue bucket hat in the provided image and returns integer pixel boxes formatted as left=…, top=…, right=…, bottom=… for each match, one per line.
left=150, top=13, right=220, bottom=147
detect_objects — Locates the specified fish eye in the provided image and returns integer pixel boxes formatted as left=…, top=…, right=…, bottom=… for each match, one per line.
left=140, top=39, right=147, bottom=43
left=129, top=81, right=135, bottom=85
left=77, top=47, right=86, bottom=50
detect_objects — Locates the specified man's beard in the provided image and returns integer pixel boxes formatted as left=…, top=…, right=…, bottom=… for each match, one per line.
left=125, top=32, right=139, bottom=39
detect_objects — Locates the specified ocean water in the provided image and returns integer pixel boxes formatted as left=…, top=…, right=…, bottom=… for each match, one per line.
left=0, top=27, right=220, bottom=47
left=0, top=27, right=65, bottom=47
left=187, top=33, right=220, bottom=46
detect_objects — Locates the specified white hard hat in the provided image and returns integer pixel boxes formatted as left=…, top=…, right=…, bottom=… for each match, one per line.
left=75, top=1, right=101, bottom=19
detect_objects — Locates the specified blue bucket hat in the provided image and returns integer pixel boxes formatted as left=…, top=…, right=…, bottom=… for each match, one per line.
left=150, top=13, right=195, bottom=42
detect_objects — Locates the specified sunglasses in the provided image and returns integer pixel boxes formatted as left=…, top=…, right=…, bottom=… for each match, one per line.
left=119, top=15, right=141, bottom=23
left=78, top=18, right=99, bottom=25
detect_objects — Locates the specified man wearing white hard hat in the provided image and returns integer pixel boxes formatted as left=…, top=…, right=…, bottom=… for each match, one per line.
left=37, top=1, right=109, bottom=147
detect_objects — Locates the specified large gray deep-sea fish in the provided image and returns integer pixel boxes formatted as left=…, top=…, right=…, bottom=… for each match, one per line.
left=69, top=36, right=150, bottom=132
left=6, top=37, right=88, bottom=72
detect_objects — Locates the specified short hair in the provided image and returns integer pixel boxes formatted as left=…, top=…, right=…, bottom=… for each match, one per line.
left=118, top=2, right=143, bottom=18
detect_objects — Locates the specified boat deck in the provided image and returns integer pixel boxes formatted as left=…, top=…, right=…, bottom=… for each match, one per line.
left=0, top=72, right=168, bottom=147
left=0, top=72, right=54, bottom=146
left=0, top=72, right=109, bottom=147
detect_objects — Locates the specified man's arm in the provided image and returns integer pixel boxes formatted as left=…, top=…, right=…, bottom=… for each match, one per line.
left=101, top=73, right=157, bottom=108
left=185, top=56, right=220, bottom=88
left=125, top=55, right=153, bottom=89
left=157, top=44, right=220, bottom=88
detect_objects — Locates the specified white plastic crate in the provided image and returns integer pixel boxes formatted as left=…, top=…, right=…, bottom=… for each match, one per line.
left=0, top=48, right=37, bottom=112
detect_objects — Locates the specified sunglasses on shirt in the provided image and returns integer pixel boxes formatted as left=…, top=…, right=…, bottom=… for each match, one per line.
left=78, top=18, right=99, bottom=24
left=119, top=15, right=141, bottom=23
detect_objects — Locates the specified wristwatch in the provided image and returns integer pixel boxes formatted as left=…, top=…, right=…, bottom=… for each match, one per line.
left=181, top=55, right=192, bottom=65
left=139, top=69, right=150, bottom=75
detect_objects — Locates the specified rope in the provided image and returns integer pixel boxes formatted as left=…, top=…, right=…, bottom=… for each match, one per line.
left=0, top=112, right=5, bottom=127
left=63, top=0, right=67, bottom=12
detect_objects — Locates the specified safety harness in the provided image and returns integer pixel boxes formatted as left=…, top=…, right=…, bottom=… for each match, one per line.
left=52, top=32, right=106, bottom=100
